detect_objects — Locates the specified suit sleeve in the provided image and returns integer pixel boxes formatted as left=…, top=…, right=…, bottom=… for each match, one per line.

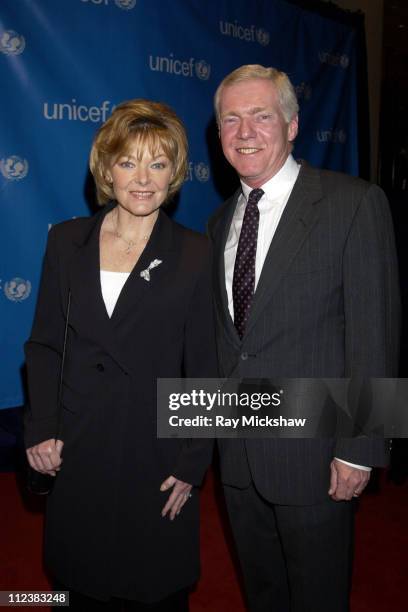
left=172, top=245, right=218, bottom=486
left=335, top=184, right=401, bottom=465
left=24, top=226, right=66, bottom=448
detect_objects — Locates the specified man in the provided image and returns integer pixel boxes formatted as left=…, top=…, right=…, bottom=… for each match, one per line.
left=207, top=65, right=400, bottom=612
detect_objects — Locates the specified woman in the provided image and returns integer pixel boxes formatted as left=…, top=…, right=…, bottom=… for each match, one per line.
left=25, top=99, right=216, bottom=611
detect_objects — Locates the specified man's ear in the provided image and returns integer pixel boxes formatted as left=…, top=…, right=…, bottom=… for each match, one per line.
left=288, top=114, right=299, bottom=142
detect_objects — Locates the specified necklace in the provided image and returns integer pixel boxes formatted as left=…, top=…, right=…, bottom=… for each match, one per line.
left=111, top=211, right=150, bottom=254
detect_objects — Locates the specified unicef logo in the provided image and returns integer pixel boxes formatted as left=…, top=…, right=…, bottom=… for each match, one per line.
left=319, top=51, right=350, bottom=69
left=337, top=129, right=347, bottom=144
left=256, top=28, right=270, bottom=46
left=0, top=156, right=29, bottom=181
left=195, top=60, right=211, bottom=81
left=0, top=30, right=25, bottom=55
left=4, top=278, right=32, bottom=302
left=194, top=163, right=210, bottom=183
left=316, top=129, right=347, bottom=144
left=114, top=0, right=136, bottom=9
left=340, top=54, right=350, bottom=69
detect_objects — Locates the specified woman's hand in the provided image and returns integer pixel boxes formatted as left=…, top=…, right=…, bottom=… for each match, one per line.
left=160, top=475, right=193, bottom=520
left=26, top=438, right=64, bottom=477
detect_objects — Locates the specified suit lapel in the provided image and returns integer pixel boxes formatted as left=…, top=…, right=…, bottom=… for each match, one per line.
left=211, top=189, right=241, bottom=347
left=67, top=203, right=131, bottom=370
left=245, top=162, right=323, bottom=336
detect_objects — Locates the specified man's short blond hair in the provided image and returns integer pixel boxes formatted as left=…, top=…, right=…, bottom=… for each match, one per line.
left=214, top=64, right=299, bottom=125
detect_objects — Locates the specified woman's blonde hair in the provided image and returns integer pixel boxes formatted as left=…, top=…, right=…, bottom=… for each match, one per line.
left=90, top=99, right=188, bottom=205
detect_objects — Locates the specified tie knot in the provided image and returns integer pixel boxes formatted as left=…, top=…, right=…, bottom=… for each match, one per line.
left=247, top=188, right=264, bottom=207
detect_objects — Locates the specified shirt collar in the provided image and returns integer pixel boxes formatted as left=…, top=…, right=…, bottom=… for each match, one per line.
left=240, top=154, right=300, bottom=202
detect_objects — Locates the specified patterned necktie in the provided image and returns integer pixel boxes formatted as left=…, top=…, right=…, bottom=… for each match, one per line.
left=232, top=188, right=264, bottom=339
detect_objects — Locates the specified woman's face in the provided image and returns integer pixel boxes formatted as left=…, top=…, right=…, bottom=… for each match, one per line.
left=107, top=142, right=173, bottom=217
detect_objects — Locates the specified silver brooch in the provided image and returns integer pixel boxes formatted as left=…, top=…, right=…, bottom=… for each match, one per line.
left=140, top=259, right=162, bottom=282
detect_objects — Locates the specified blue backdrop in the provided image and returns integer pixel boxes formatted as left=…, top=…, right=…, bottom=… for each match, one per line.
left=0, top=0, right=359, bottom=408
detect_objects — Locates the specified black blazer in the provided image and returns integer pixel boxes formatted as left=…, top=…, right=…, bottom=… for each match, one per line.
left=24, top=204, right=217, bottom=602
left=208, top=161, right=401, bottom=505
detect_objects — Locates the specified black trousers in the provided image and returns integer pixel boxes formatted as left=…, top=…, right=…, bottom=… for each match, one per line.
left=224, top=482, right=355, bottom=612
left=53, top=583, right=189, bottom=612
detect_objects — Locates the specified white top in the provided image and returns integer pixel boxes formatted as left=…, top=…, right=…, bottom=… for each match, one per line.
left=100, top=270, right=130, bottom=318
left=224, top=154, right=300, bottom=321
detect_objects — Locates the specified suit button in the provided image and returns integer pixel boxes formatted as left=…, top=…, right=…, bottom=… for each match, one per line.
left=241, top=352, right=248, bottom=361
left=96, top=363, right=105, bottom=372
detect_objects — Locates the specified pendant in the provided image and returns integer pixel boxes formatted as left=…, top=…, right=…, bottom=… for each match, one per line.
left=125, top=240, right=135, bottom=254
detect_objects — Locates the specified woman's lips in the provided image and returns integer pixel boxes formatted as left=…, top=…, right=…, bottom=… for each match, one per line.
left=129, top=191, right=154, bottom=199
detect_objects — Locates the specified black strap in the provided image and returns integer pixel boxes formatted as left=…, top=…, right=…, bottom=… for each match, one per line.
left=56, top=290, right=71, bottom=439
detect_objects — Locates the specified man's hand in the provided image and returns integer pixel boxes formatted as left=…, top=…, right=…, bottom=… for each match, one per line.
left=160, top=475, right=193, bottom=521
left=328, top=458, right=370, bottom=501
left=26, top=438, right=64, bottom=477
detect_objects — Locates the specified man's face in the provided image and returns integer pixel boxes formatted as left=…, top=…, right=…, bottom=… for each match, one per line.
left=218, top=78, right=298, bottom=188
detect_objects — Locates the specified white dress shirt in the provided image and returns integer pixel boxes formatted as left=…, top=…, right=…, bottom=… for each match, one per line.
left=224, top=154, right=370, bottom=473
left=225, top=154, right=300, bottom=320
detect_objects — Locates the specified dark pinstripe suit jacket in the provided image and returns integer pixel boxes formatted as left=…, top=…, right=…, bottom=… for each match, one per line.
left=208, top=161, right=401, bottom=505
